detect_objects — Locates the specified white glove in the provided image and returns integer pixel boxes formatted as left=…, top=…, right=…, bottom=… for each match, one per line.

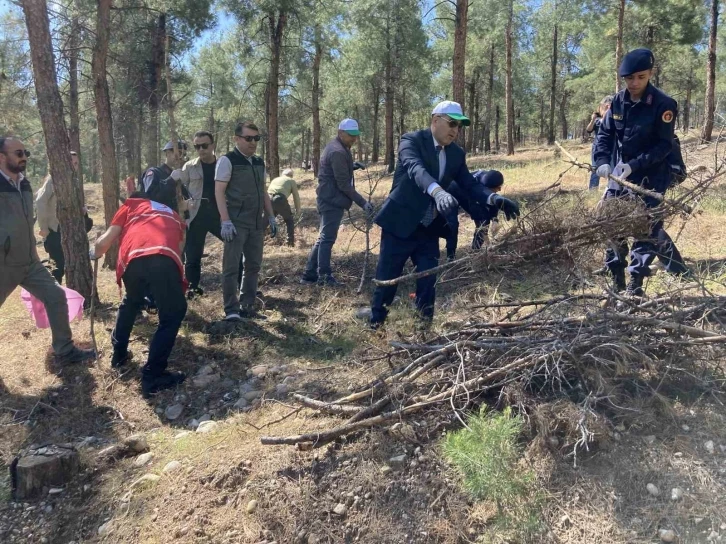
left=363, top=201, right=375, bottom=217
left=612, top=161, right=632, bottom=180
left=89, top=248, right=99, bottom=260
left=596, top=164, right=612, bottom=179
left=170, top=169, right=183, bottom=181
left=221, top=220, right=237, bottom=242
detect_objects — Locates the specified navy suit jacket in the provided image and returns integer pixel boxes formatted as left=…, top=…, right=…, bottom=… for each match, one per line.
left=375, top=128, right=493, bottom=239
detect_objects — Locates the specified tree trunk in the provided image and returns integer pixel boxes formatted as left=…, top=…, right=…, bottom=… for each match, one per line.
left=384, top=22, right=395, bottom=173
left=22, top=0, right=92, bottom=298
left=702, top=0, right=718, bottom=142
left=267, top=11, right=286, bottom=178
left=615, top=0, right=625, bottom=93
left=92, top=0, right=119, bottom=268
left=452, top=0, right=468, bottom=146
left=371, top=79, right=381, bottom=162
left=145, top=14, right=165, bottom=167
left=483, top=45, right=494, bottom=153
left=547, top=23, right=558, bottom=145
left=559, top=91, right=569, bottom=139
left=312, top=25, right=322, bottom=178
left=305, top=127, right=311, bottom=167
left=505, top=0, right=515, bottom=155
left=67, top=15, right=82, bottom=181
left=466, top=68, right=479, bottom=152
left=683, top=71, right=691, bottom=133
left=495, top=104, right=501, bottom=152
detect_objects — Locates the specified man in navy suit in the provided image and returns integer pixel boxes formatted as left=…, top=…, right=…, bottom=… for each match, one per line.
left=368, top=101, right=520, bottom=327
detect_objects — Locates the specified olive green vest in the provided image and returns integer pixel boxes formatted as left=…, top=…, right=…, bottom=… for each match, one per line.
left=225, top=149, right=265, bottom=230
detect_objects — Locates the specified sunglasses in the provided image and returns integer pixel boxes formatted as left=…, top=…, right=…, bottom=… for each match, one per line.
left=193, top=143, right=211, bottom=150
left=236, top=135, right=261, bottom=142
left=438, top=116, right=462, bottom=129
left=3, top=150, right=30, bottom=158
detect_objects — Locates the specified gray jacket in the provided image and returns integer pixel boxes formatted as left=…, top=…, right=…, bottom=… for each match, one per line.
left=316, top=137, right=366, bottom=211
left=0, top=172, right=38, bottom=267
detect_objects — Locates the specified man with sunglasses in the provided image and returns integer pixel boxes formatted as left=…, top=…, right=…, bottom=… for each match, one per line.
left=367, top=101, right=520, bottom=328
left=214, top=121, right=277, bottom=321
left=0, top=137, right=95, bottom=364
left=171, top=131, right=219, bottom=299
left=301, top=119, right=375, bottom=286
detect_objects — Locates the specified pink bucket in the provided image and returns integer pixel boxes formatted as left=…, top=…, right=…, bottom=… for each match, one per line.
left=20, top=287, right=85, bottom=329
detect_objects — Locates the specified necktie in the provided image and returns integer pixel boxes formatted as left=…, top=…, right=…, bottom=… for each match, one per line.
left=421, top=145, right=444, bottom=227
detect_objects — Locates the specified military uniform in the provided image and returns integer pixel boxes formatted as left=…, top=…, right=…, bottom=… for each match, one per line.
left=215, top=147, right=266, bottom=315
left=594, top=73, right=687, bottom=285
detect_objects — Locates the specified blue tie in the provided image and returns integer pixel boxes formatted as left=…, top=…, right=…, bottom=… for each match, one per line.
left=421, top=146, right=442, bottom=226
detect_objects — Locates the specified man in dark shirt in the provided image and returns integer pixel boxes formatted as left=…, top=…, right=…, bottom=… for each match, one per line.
left=174, top=131, right=219, bottom=298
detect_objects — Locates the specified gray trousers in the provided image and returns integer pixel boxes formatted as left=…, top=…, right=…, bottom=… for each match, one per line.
left=304, top=206, right=345, bottom=279
left=222, top=226, right=264, bottom=315
left=0, top=260, right=74, bottom=356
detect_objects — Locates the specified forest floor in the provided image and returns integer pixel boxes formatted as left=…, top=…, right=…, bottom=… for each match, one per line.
left=1, top=136, right=725, bottom=543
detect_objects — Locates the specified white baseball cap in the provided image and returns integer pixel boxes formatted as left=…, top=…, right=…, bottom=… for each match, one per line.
left=431, top=101, right=470, bottom=126
left=282, top=168, right=294, bottom=177
left=338, top=119, right=361, bottom=136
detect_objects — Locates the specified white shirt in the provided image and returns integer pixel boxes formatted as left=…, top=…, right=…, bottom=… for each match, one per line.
left=214, top=147, right=257, bottom=183
left=0, top=168, right=24, bottom=191
left=426, top=136, right=447, bottom=196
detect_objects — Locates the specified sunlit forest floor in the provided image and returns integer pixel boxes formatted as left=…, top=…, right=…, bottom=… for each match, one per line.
left=1, top=134, right=725, bottom=543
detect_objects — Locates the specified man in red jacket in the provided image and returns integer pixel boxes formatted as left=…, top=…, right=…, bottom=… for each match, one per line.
left=90, top=191, right=187, bottom=397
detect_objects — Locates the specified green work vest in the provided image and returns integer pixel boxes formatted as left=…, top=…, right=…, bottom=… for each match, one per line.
left=225, top=149, right=265, bottom=230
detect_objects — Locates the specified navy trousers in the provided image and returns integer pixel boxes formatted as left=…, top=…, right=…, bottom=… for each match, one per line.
left=304, top=206, right=345, bottom=279
left=370, top=222, right=441, bottom=325
left=112, top=255, right=187, bottom=377
left=184, top=201, right=222, bottom=290
left=602, top=188, right=688, bottom=277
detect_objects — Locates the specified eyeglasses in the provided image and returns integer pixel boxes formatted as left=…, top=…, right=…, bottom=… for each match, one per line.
left=437, top=115, right=461, bottom=129
left=236, top=135, right=261, bottom=142
left=2, top=149, right=30, bottom=158
left=193, top=143, right=211, bottom=150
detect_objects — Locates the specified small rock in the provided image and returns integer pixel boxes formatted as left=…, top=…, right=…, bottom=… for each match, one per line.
left=123, top=434, right=149, bottom=453
left=389, top=455, right=407, bottom=470
left=192, top=373, right=221, bottom=388
left=615, top=423, right=626, bottom=432
left=707, top=530, right=719, bottom=541
left=130, top=474, right=160, bottom=489
left=705, top=440, right=716, bottom=454
left=547, top=436, right=560, bottom=448
left=659, top=529, right=676, bottom=543
left=644, top=435, right=656, bottom=445
left=133, top=452, right=154, bottom=467
left=646, top=483, right=660, bottom=497
left=333, top=503, right=347, bottom=516
left=674, top=452, right=683, bottom=458
left=165, top=404, right=184, bottom=421
left=198, top=414, right=211, bottom=424
left=174, top=431, right=191, bottom=440
left=98, top=520, right=112, bottom=536
left=163, top=461, right=182, bottom=474
left=233, top=398, right=249, bottom=409
left=681, top=424, right=690, bottom=432
left=196, top=421, right=218, bottom=434
left=246, top=500, right=258, bottom=514
left=196, top=364, right=215, bottom=376
left=380, top=465, right=392, bottom=475
left=188, top=419, right=200, bottom=430
left=250, top=365, right=268, bottom=378
left=48, top=487, right=64, bottom=495
left=670, top=488, right=683, bottom=500
left=244, top=390, right=263, bottom=402
left=275, top=384, right=289, bottom=396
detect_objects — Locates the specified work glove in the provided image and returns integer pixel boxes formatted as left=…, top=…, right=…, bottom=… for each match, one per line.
left=595, top=164, right=612, bottom=179
left=170, top=169, right=183, bottom=182
left=221, top=220, right=237, bottom=243
left=269, top=217, right=278, bottom=238
left=491, top=194, right=521, bottom=221
left=353, top=161, right=366, bottom=171
left=89, top=248, right=99, bottom=260
left=431, top=188, right=459, bottom=216
left=612, top=161, right=632, bottom=180
left=363, top=201, right=375, bottom=218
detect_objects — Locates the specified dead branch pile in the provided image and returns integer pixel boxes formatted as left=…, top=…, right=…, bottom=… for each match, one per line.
left=261, top=290, right=726, bottom=458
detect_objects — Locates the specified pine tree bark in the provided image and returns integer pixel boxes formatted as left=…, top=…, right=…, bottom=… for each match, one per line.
left=702, top=0, right=718, bottom=142
left=92, top=0, right=119, bottom=268
left=384, top=20, right=395, bottom=173
left=452, top=0, right=468, bottom=146
left=466, top=68, right=479, bottom=152
left=495, top=104, right=501, bottom=151
left=559, top=91, right=569, bottom=139
left=483, top=45, right=494, bottom=153
left=267, top=11, right=286, bottom=178
left=505, top=0, right=515, bottom=155
left=615, top=0, right=625, bottom=93
left=312, top=25, right=322, bottom=178
left=547, top=23, right=558, bottom=145
left=371, top=78, right=381, bottom=162
left=145, top=14, right=165, bottom=167
left=22, top=0, right=92, bottom=298
left=683, top=69, right=691, bottom=133
left=67, top=15, right=82, bottom=175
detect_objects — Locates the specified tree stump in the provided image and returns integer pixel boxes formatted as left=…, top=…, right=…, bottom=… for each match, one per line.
left=10, top=444, right=80, bottom=499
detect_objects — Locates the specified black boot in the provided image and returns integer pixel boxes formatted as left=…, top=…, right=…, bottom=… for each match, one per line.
left=626, top=275, right=644, bottom=297
left=614, top=270, right=626, bottom=292
left=142, top=370, right=186, bottom=397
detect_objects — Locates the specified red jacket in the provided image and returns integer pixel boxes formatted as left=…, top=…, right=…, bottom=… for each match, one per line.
left=111, top=198, right=187, bottom=288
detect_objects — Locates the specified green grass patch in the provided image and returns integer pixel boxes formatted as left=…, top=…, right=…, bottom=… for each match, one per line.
left=443, top=407, right=544, bottom=542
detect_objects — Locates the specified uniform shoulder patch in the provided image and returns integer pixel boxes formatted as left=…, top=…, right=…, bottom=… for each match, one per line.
left=662, top=110, right=674, bottom=123
left=143, top=170, right=155, bottom=191
left=612, top=114, right=623, bottom=120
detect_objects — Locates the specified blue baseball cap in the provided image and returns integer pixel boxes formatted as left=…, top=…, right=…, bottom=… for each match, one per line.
left=618, top=48, right=655, bottom=77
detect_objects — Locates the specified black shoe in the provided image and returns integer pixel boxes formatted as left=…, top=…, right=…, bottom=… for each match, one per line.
left=56, top=346, right=96, bottom=364
left=626, top=275, right=645, bottom=297
left=614, top=270, right=626, bottom=293
left=300, top=274, right=318, bottom=285
left=111, top=350, right=131, bottom=368
left=239, top=308, right=267, bottom=320
left=142, top=370, right=186, bottom=397
left=186, top=286, right=204, bottom=300
left=319, top=275, right=343, bottom=287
